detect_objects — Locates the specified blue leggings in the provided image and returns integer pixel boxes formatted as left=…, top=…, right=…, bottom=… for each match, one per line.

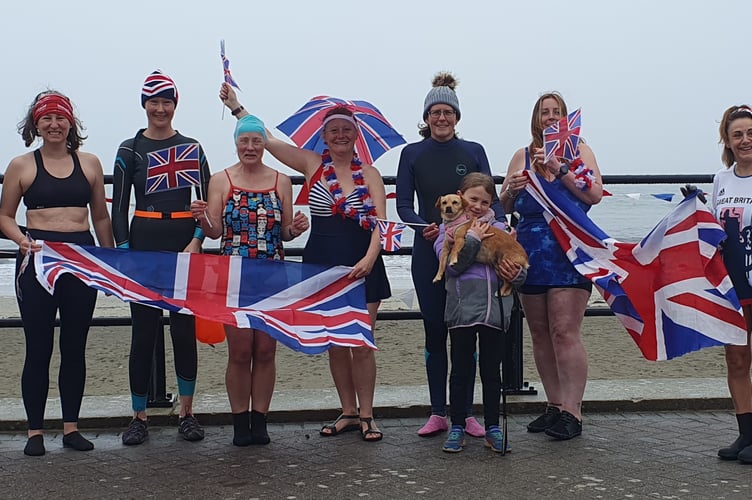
left=16, top=230, right=97, bottom=430
left=411, top=236, right=475, bottom=416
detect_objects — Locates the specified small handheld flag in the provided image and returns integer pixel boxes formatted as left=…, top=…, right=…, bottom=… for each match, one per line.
left=544, top=108, right=581, bottom=163
left=145, top=143, right=201, bottom=194
left=379, top=220, right=406, bottom=252
left=220, top=39, right=241, bottom=90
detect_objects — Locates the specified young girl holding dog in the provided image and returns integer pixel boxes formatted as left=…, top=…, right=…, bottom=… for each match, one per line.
left=433, top=173, right=526, bottom=453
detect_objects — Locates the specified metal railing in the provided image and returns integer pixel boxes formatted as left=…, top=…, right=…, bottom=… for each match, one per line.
left=0, top=173, right=713, bottom=403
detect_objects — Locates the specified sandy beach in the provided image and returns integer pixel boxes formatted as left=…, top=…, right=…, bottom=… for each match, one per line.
left=0, top=293, right=728, bottom=400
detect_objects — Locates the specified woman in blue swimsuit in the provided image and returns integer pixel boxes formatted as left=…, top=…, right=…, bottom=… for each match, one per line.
left=501, top=92, right=603, bottom=441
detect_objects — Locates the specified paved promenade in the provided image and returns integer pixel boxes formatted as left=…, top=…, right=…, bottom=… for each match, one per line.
left=1, top=413, right=750, bottom=499
left=1, top=379, right=751, bottom=499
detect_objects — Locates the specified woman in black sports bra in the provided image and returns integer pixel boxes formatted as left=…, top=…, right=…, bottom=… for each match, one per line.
left=0, top=90, right=114, bottom=457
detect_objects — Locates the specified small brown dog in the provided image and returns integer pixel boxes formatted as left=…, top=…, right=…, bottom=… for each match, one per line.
left=433, top=194, right=529, bottom=296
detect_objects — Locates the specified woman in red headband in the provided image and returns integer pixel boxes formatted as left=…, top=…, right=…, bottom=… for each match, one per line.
left=0, top=90, right=114, bottom=456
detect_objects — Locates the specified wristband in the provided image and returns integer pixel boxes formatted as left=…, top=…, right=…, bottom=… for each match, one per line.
left=505, top=186, right=518, bottom=200
left=193, top=227, right=205, bottom=241
left=231, top=105, right=245, bottom=116
left=117, top=242, right=130, bottom=249
left=556, top=163, right=570, bottom=179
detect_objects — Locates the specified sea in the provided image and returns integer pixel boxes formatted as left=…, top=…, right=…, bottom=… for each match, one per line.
left=0, top=183, right=710, bottom=300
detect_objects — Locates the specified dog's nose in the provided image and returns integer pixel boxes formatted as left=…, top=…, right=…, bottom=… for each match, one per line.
left=444, top=207, right=452, bottom=213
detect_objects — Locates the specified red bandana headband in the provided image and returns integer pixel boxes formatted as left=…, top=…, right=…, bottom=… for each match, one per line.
left=32, top=94, right=74, bottom=125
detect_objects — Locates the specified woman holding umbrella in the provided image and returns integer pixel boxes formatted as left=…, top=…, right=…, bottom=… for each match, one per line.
left=219, top=83, right=391, bottom=441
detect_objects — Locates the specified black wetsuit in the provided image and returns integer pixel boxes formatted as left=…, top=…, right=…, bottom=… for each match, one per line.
left=396, top=136, right=504, bottom=416
left=112, top=130, right=210, bottom=412
left=18, top=150, right=97, bottom=430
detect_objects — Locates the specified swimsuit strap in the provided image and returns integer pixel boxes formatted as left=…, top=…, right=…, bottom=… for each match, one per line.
left=524, top=147, right=531, bottom=170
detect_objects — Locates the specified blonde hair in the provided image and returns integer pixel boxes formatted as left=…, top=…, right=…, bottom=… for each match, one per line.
left=528, top=92, right=568, bottom=176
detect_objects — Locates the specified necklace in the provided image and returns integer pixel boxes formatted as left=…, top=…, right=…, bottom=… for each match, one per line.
left=320, top=150, right=377, bottom=230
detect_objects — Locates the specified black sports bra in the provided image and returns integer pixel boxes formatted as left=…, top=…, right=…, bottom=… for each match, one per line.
left=24, top=149, right=91, bottom=210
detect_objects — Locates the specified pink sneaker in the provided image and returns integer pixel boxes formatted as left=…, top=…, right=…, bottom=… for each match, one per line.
left=464, top=417, right=485, bottom=438
left=417, top=415, right=448, bottom=437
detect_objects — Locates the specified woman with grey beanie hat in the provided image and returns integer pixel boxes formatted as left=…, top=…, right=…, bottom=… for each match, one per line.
left=396, top=72, right=506, bottom=438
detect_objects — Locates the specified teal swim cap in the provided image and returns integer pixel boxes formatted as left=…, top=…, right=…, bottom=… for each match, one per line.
left=234, top=114, right=267, bottom=142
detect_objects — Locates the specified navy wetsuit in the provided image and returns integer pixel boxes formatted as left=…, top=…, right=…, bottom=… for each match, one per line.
left=18, top=150, right=97, bottom=430
left=112, top=130, right=210, bottom=412
left=396, top=136, right=504, bottom=416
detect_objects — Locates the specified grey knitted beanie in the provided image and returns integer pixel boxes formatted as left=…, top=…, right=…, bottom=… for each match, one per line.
left=423, top=72, right=460, bottom=120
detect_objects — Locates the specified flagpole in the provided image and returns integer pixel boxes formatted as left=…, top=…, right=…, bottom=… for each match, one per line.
left=197, top=163, right=213, bottom=228
left=377, top=218, right=429, bottom=227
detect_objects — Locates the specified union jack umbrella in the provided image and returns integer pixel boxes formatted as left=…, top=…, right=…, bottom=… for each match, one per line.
left=543, top=108, right=582, bottom=163
left=277, top=96, right=405, bottom=166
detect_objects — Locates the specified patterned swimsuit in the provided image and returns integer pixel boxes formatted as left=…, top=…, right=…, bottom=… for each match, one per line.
left=221, top=170, right=284, bottom=259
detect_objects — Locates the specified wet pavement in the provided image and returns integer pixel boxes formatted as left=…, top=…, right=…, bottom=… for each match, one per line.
left=1, top=380, right=751, bottom=499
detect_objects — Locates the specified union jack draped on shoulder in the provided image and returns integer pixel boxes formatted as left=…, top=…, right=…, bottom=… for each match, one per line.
left=524, top=170, right=747, bottom=360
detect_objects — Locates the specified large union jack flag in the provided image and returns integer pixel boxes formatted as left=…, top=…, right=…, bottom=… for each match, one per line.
left=34, top=242, right=374, bottom=354
left=146, top=143, right=201, bottom=194
left=379, top=220, right=406, bottom=252
left=543, top=108, right=582, bottom=163
left=524, top=171, right=747, bottom=360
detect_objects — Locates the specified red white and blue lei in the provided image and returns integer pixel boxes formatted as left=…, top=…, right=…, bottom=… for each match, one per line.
left=321, top=150, right=377, bottom=230
left=569, top=157, right=596, bottom=191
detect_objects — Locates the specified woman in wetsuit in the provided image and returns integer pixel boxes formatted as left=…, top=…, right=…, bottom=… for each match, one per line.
left=111, top=71, right=211, bottom=445
left=0, top=90, right=114, bottom=456
left=396, top=72, right=505, bottom=438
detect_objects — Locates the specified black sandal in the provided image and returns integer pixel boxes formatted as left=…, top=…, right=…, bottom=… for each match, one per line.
left=319, top=414, right=360, bottom=437
left=360, top=417, right=383, bottom=442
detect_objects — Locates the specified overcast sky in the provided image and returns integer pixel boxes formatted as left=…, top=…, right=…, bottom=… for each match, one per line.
left=1, top=0, right=750, bottom=179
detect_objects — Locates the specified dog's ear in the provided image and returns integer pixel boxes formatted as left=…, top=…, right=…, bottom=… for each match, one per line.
left=461, top=197, right=468, bottom=208
left=435, top=196, right=444, bottom=208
